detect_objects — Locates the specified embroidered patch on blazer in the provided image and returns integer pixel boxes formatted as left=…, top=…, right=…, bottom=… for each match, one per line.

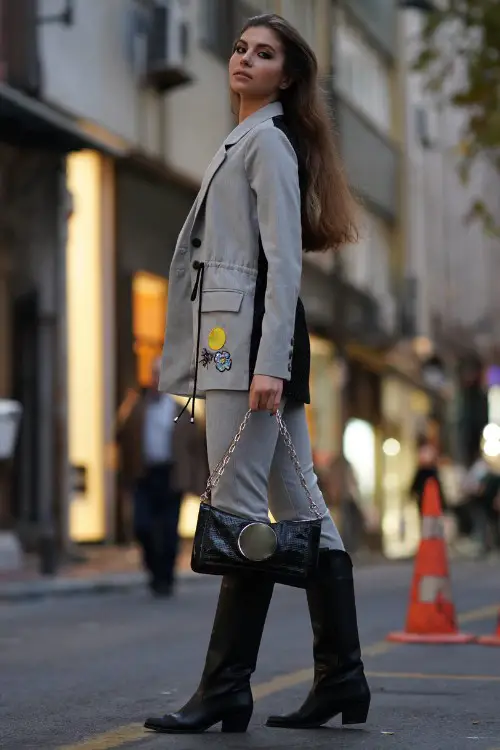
left=200, top=348, right=214, bottom=368
left=214, top=350, right=232, bottom=372
left=200, top=348, right=232, bottom=372
left=208, top=327, right=226, bottom=351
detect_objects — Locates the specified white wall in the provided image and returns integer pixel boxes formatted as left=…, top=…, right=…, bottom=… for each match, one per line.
left=164, top=1, right=234, bottom=181
left=401, top=9, right=500, bottom=349
left=38, top=0, right=234, bottom=183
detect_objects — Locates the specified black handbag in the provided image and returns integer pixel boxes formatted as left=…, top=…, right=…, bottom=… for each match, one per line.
left=191, top=409, right=322, bottom=589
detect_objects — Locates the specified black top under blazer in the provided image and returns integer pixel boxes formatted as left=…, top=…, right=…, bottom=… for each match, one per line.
left=249, top=115, right=310, bottom=404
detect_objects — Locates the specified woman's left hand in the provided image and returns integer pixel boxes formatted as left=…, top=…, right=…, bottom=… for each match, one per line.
left=249, top=375, right=283, bottom=414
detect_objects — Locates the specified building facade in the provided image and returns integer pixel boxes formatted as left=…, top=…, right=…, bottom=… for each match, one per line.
left=0, top=0, right=117, bottom=569
left=401, top=7, right=500, bottom=356
left=4, top=0, right=492, bottom=566
left=400, top=6, right=497, bottom=470
left=3, top=0, right=311, bottom=558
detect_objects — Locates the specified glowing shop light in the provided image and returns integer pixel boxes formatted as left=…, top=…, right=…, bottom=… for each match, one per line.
left=383, top=438, right=401, bottom=457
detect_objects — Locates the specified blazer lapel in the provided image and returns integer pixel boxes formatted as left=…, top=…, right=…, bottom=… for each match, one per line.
left=192, top=145, right=227, bottom=225
left=223, top=101, right=283, bottom=148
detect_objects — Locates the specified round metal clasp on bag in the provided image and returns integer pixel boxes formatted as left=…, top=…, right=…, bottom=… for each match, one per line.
left=238, top=523, right=277, bottom=561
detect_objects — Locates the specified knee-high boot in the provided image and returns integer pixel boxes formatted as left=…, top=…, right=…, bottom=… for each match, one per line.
left=145, top=573, right=274, bottom=734
left=266, top=550, right=370, bottom=729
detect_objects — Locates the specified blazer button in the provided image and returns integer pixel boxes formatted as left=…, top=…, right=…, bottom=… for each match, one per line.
left=192, top=260, right=202, bottom=270
left=191, top=238, right=201, bottom=248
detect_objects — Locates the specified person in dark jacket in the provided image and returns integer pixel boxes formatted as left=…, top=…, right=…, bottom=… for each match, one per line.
left=409, top=436, right=446, bottom=516
left=118, top=358, right=209, bottom=596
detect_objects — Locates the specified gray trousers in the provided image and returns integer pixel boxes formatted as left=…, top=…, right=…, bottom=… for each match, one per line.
left=205, top=391, right=344, bottom=550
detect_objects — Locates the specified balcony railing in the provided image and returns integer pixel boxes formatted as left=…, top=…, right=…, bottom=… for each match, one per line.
left=329, top=90, right=400, bottom=223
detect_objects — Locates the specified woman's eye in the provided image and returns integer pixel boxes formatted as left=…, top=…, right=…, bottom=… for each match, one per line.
left=258, top=51, right=272, bottom=59
left=235, top=45, right=246, bottom=54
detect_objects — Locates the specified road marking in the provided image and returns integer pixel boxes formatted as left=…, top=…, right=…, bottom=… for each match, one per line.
left=58, top=725, right=144, bottom=750
left=252, top=640, right=398, bottom=700
left=458, top=603, right=499, bottom=624
left=56, top=601, right=499, bottom=750
left=363, top=640, right=395, bottom=657
left=366, top=670, right=500, bottom=682
left=253, top=667, right=312, bottom=700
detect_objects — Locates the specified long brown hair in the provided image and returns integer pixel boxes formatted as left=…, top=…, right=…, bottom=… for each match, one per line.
left=237, top=14, right=359, bottom=252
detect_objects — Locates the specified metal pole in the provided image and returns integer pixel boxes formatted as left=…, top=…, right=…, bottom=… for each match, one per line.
left=55, top=159, right=72, bottom=560
left=37, top=309, right=58, bottom=575
left=37, top=158, right=61, bottom=575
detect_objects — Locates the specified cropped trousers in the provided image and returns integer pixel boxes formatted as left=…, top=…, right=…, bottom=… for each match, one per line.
left=205, top=391, right=344, bottom=550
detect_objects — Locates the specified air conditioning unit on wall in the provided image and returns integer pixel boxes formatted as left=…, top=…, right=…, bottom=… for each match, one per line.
left=146, top=0, right=192, bottom=91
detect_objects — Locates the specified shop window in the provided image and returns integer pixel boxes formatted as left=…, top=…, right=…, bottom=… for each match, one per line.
left=307, top=336, right=341, bottom=469
left=343, top=418, right=376, bottom=507
left=132, top=271, right=167, bottom=387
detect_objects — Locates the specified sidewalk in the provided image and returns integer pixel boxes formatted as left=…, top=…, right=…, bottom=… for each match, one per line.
left=0, top=540, right=389, bottom=603
left=0, top=539, right=198, bottom=602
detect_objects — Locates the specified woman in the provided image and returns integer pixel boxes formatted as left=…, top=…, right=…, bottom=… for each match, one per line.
left=145, top=13, right=370, bottom=735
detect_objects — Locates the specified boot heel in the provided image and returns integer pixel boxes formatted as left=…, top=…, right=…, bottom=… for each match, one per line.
left=221, top=707, right=252, bottom=733
left=341, top=699, right=370, bottom=725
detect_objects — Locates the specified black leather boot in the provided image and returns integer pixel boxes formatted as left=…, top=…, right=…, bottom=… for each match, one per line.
left=266, top=550, right=370, bottom=729
left=145, top=573, right=274, bottom=734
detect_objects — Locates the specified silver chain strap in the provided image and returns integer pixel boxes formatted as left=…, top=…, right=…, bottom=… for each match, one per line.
left=201, top=409, right=323, bottom=520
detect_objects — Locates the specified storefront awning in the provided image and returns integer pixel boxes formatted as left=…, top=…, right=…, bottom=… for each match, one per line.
left=0, top=83, right=128, bottom=156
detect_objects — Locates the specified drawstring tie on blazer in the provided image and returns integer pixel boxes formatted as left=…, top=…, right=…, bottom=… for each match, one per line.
left=174, top=260, right=205, bottom=425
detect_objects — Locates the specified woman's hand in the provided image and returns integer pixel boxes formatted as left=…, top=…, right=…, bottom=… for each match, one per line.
left=249, top=375, right=283, bottom=415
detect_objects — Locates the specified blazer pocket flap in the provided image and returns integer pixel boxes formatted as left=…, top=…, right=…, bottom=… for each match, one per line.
left=201, top=289, right=244, bottom=313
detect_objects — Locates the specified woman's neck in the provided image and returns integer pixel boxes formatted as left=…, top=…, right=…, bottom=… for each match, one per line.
left=238, top=96, right=278, bottom=124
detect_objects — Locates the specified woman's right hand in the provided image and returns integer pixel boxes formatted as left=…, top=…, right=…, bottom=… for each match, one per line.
left=249, top=375, right=283, bottom=415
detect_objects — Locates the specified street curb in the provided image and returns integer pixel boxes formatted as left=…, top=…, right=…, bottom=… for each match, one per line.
left=0, top=552, right=396, bottom=603
left=0, top=569, right=203, bottom=603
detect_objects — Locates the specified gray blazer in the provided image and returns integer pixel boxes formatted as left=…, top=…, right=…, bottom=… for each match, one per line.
left=159, top=101, right=303, bottom=401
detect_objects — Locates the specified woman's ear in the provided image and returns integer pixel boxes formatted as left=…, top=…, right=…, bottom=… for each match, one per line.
left=279, top=78, right=292, bottom=90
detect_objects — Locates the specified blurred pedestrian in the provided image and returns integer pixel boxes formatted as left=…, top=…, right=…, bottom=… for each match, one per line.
left=478, top=468, right=500, bottom=553
left=409, top=435, right=446, bottom=516
left=461, top=455, right=500, bottom=556
left=323, top=454, right=365, bottom=554
left=118, top=358, right=208, bottom=596
left=145, top=13, right=369, bottom=735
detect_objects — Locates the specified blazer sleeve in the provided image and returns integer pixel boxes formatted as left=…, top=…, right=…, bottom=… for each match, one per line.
left=244, top=125, right=302, bottom=381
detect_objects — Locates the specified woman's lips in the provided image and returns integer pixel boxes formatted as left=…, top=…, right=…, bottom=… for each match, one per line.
left=233, top=71, right=252, bottom=80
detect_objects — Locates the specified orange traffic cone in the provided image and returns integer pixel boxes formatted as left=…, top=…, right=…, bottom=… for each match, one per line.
left=387, top=478, right=475, bottom=644
left=476, top=608, right=500, bottom=646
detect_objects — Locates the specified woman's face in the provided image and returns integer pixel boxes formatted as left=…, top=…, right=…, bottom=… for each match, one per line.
left=229, top=26, right=290, bottom=101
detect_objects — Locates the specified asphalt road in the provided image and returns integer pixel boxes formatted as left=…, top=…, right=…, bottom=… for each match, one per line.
left=1, top=559, right=499, bottom=750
